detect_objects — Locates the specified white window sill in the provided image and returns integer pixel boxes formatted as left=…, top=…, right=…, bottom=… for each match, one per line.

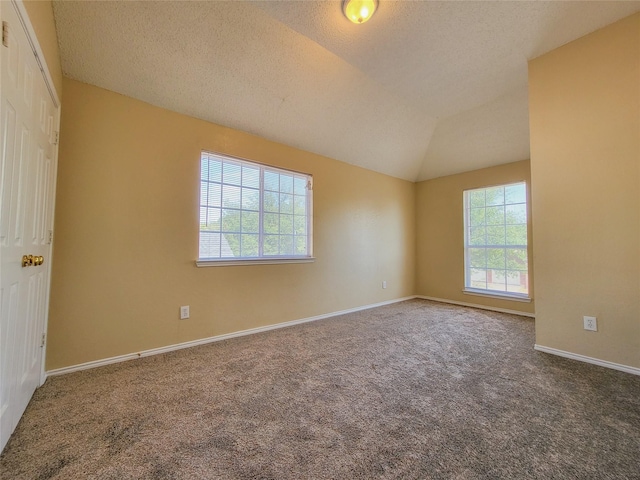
left=196, top=257, right=315, bottom=267
left=463, top=288, right=531, bottom=303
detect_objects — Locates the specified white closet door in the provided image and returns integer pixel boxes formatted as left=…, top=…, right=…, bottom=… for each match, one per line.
left=0, top=0, right=59, bottom=453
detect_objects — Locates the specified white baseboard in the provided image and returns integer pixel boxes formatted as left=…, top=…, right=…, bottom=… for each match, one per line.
left=534, top=345, right=640, bottom=376
left=46, top=296, right=416, bottom=378
left=416, top=295, right=535, bottom=318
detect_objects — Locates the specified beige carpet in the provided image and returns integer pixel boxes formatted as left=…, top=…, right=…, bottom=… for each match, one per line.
left=1, top=299, right=639, bottom=479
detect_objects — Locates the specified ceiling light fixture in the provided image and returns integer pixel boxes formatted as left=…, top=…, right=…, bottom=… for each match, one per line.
left=342, top=0, right=378, bottom=24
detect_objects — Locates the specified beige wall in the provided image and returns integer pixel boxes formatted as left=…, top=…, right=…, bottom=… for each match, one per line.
left=37, top=4, right=639, bottom=371
left=22, top=0, right=63, bottom=98
left=529, top=13, right=639, bottom=368
left=415, top=161, right=534, bottom=315
left=47, top=78, right=416, bottom=369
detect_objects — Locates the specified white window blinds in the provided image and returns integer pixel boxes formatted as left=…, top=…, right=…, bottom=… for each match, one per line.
left=199, top=152, right=313, bottom=262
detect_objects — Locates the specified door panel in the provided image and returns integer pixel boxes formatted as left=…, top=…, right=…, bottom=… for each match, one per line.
left=0, top=1, right=59, bottom=453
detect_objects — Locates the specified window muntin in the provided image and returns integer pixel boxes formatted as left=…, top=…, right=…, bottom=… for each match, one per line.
left=199, top=152, right=312, bottom=262
left=464, top=182, right=529, bottom=297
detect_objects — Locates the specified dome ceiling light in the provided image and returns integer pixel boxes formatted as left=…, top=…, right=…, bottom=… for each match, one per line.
left=342, top=0, right=378, bottom=24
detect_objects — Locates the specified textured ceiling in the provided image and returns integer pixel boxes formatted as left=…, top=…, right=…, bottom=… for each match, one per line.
left=52, top=1, right=640, bottom=181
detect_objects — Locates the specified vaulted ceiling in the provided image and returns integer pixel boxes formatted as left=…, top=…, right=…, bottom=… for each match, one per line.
left=52, top=1, right=640, bottom=181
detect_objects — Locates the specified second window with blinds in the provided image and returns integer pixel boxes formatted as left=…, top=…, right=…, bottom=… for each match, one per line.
left=463, top=182, right=529, bottom=299
left=198, top=152, right=313, bottom=265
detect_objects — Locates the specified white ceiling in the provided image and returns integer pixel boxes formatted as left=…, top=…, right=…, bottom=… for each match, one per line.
left=52, top=1, right=640, bottom=181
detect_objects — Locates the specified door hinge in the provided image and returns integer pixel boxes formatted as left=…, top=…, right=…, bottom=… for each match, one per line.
left=48, top=230, right=53, bottom=244
left=2, top=22, right=9, bottom=48
left=52, top=131, right=59, bottom=145
left=40, top=333, right=46, bottom=348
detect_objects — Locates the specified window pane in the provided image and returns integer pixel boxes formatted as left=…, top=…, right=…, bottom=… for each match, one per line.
left=280, top=214, right=293, bottom=235
left=506, top=248, right=528, bottom=270
left=506, top=270, right=522, bottom=286
left=487, top=226, right=505, bottom=245
left=264, top=171, right=279, bottom=191
left=241, top=211, right=259, bottom=233
left=506, top=204, right=526, bottom=224
left=201, top=157, right=209, bottom=181
left=486, top=187, right=504, bottom=206
left=505, top=184, right=526, bottom=205
left=280, top=193, right=293, bottom=214
left=222, top=185, right=241, bottom=208
left=294, top=195, right=306, bottom=215
left=488, top=269, right=506, bottom=290
left=294, top=215, right=306, bottom=235
left=264, top=213, right=279, bottom=234
left=469, top=190, right=485, bottom=208
left=200, top=181, right=208, bottom=206
left=280, top=175, right=293, bottom=194
left=221, top=209, right=240, bottom=232
left=469, top=248, right=486, bottom=268
left=295, top=236, right=307, bottom=255
left=242, top=166, right=260, bottom=189
left=294, top=177, right=307, bottom=195
left=241, top=234, right=259, bottom=257
left=264, top=235, right=279, bottom=255
left=469, top=268, right=487, bottom=289
left=207, top=159, right=222, bottom=183
left=223, top=162, right=242, bottom=186
left=204, top=207, right=220, bottom=230
left=506, top=225, right=527, bottom=245
left=469, top=208, right=485, bottom=226
left=199, top=231, right=221, bottom=258
left=469, top=226, right=485, bottom=246
left=241, top=188, right=259, bottom=211
left=486, top=206, right=504, bottom=225
left=208, top=183, right=222, bottom=207
left=222, top=234, right=239, bottom=257
left=264, top=191, right=279, bottom=212
left=486, top=248, right=505, bottom=269
left=280, top=235, right=294, bottom=255
left=506, top=272, right=528, bottom=294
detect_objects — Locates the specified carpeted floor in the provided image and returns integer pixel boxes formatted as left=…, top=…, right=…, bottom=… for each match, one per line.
left=1, top=299, right=639, bottom=479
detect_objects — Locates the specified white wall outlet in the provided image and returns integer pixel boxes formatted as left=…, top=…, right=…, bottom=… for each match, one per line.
left=180, top=306, right=190, bottom=320
left=382, top=281, right=387, bottom=289
left=583, top=315, right=597, bottom=331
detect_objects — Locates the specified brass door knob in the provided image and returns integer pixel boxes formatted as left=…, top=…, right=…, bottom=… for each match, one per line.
left=21, top=255, right=44, bottom=267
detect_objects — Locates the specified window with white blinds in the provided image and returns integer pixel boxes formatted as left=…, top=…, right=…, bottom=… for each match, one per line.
left=198, top=152, right=313, bottom=264
left=463, top=182, right=529, bottom=298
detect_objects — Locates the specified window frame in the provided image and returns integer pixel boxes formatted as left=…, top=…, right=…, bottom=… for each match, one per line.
left=462, top=181, right=530, bottom=301
left=196, top=151, right=314, bottom=267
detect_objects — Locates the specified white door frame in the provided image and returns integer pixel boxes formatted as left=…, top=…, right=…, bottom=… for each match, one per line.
left=4, top=0, right=61, bottom=386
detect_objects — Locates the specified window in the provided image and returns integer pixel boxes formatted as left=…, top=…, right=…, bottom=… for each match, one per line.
left=198, top=152, right=313, bottom=265
left=463, top=182, right=529, bottom=299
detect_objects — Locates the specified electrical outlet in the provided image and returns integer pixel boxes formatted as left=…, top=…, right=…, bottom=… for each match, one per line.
left=382, top=281, right=387, bottom=289
left=583, top=315, right=597, bottom=331
left=180, top=306, right=190, bottom=320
